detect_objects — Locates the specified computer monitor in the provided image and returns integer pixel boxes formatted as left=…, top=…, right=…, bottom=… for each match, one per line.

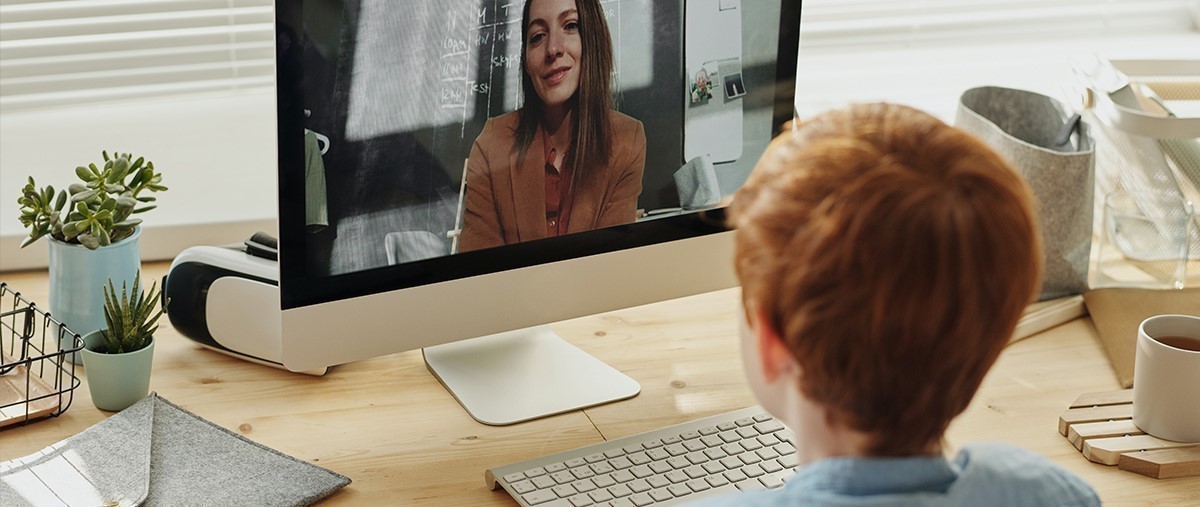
left=275, top=0, right=801, bottom=424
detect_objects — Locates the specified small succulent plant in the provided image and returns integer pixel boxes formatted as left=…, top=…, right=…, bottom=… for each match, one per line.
left=17, top=151, right=167, bottom=249
left=100, top=272, right=168, bottom=354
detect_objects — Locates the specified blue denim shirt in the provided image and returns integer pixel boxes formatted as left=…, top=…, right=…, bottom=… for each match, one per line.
left=686, top=442, right=1100, bottom=507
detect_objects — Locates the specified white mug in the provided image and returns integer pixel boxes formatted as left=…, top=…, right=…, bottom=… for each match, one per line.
left=1133, top=314, right=1200, bottom=443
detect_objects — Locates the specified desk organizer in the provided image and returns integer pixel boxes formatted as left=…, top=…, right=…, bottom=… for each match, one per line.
left=0, top=282, right=82, bottom=428
left=1058, top=389, right=1200, bottom=479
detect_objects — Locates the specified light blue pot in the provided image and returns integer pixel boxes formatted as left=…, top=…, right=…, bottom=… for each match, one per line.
left=81, top=330, right=154, bottom=412
left=49, top=228, right=141, bottom=363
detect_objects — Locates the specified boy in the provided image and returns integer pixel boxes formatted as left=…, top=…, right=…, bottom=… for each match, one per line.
left=695, top=104, right=1099, bottom=506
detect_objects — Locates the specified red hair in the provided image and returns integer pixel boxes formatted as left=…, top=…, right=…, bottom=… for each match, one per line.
left=728, top=104, right=1042, bottom=456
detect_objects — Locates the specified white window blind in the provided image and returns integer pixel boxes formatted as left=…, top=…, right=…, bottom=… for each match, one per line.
left=0, top=0, right=275, bottom=111
left=799, top=0, right=1197, bottom=50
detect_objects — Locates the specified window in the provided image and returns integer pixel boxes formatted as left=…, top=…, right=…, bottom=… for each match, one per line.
left=0, top=0, right=274, bottom=111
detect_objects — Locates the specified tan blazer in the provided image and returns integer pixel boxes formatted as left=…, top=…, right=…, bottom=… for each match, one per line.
left=459, top=110, right=646, bottom=252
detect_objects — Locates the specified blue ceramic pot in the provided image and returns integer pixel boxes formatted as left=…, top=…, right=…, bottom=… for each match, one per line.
left=48, top=228, right=141, bottom=363
left=80, top=330, right=154, bottom=412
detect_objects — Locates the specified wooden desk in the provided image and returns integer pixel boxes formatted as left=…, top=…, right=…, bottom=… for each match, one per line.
left=2, top=263, right=1196, bottom=505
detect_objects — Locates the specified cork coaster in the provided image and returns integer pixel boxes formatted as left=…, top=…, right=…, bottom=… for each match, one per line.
left=1059, top=390, right=1200, bottom=478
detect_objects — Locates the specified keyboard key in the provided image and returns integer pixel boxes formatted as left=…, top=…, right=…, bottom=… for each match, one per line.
left=646, top=449, right=670, bottom=461
left=552, top=471, right=576, bottom=484
left=722, top=443, right=742, bottom=456
left=523, top=489, right=559, bottom=505
left=685, top=452, right=707, bottom=465
left=779, top=453, right=799, bottom=468
left=774, top=442, right=796, bottom=455
left=649, top=488, right=674, bottom=502
left=684, top=439, right=706, bottom=452
left=757, top=447, right=779, bottom=460
left=553, top=484, right=579, bottom=498
left=628, top=478, right=651, bottom=493
left=737, top=479, right=766, bottom=491
left=723, top=469, right=748, bottom=483
left=611, top=470, right=635, bottom=483
left=702, top=461, right=725, bottom=475
left=665, top=470, right=689, bottom=484
left=664, top=443, right=688, bottom=456
left=735, top=417, right=755, bottom=427
left=737, top=427, right=758, bottom=439
left=546, top=463, right=568, bottom=473
left=687, top=479, right=711, bottom=492
left=533, top=476, right=556, bottom=489
left=511, top=480, right=536, bottom=494
left=642, top=439, right=664, bottom=449
left=649, top=461, right=672, bottom=474
left=718, top=431, right=741, bottom=443
left=503, top=472, right=526, bottom=483
left=681, top=431, right=701, bottom=440
left=683, top=465, right=706, bottom=479
left=585, top=453, right=607, bottom=463
left=757, top=433, right=780, bottom=447
left=667, top=456, right=690, bottom=469
left=524, top=467, right=548, bottom=478
left=572, top=480, right=597, bottom=493
left=609, top=484, right=634, bottom=498
left=590, top=462, right=615, bottom=475
left=610, top=457, right=634, bottom=470
left=761, top=459, right=784, bottom=473
left=740, top=439, right=763, bottom=451
left=569, top=494, right=594, bottom=507
left=667, top=484, right=692, bottom=497
left=647, top=476, right=671, bottom=489
left=604, top=449, right=626, bottom=459
left=703, top=448, right=727, bottom=460
left=661, top=436, right=683, bottom=445
left=630, top=492, right=654, bottom=506
left=630, top=465, right=654, bottom=478
left=754, top=420, right=786, bottom=434
left=572, top=467, right=595, bottom=479
left=698, top=426, right=719, bottom=436
left=705, top=474, right=730, bottom=488
left=627, top=452, right=651, bottom=465
left=593, top=474, right=617, bottom=488
left=760, top=471, right=788, bottom=489
left=752, top=414, right=772, bottom=422
left=623, top=444, right=644, bottom=454
left=716, top=422, right=736, bottom=431
left=565, top=458, right=587, bottom=468
left=719, top=457, right=741, bottom=470
left=742, top=463, right=766, bottom=478
left=700, top=435, right=723, bottom=448
left=611, top=498, right=635, bottom=507
left=588, top=489, right=614, bottom=503
left=739, top=452, right=763, bottom=465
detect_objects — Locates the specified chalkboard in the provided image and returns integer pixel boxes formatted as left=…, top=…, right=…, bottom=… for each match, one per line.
left=302, top=0, right=683, bottom=274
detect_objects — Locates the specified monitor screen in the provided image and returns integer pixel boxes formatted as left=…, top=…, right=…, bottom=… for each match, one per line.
left=276, top=0, right=799, bottom=310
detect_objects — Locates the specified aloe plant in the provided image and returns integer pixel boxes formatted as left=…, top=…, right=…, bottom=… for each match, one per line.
left=17, top=151, right=167, bottom=249
left=100, top=272, right=168, bottom=354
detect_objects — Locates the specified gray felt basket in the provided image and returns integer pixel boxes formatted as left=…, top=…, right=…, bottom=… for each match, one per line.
left=956, top=86, right=1095, bottom=300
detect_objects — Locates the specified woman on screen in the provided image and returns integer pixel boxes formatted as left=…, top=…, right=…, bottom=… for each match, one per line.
left=459, top=0, right=647, bottom=252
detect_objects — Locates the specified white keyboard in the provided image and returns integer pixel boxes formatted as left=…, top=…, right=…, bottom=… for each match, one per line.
left=486, top=406, right=798, bottom=506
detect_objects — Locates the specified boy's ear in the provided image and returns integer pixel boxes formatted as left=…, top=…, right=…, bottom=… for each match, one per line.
left=751, top=308, right=796, bottom=382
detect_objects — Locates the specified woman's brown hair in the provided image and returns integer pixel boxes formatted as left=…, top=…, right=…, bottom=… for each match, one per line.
left=729, top=103, right=1043, bottom=456
left=517, top=0, right=614, bottom=183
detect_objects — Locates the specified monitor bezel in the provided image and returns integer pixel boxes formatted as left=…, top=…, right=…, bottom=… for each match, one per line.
left=276, top=0, right=801, bottom=310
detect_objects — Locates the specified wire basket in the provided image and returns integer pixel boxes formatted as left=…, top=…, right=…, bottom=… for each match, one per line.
left=0, top=282, right=83, bottom=428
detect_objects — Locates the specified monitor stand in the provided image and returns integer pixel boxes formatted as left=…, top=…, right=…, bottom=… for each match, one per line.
left=423, top=326, right=641, bottom=425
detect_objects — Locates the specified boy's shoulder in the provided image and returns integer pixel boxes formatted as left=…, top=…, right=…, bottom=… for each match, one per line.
left=950, top=442, right=1099, bottom=505
left=683, top=443, right=1099, bottom=507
